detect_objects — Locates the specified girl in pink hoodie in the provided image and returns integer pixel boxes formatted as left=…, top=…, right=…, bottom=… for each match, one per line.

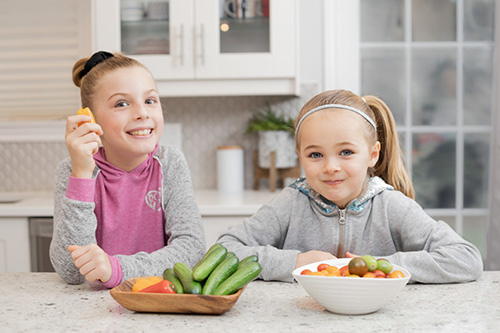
left=50, top=51, right=205, bottom=288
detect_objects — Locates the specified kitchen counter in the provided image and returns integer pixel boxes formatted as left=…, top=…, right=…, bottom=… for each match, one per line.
left=0, top=272, right=498, bottom=332
left=0, top=190, right=279, bottom=217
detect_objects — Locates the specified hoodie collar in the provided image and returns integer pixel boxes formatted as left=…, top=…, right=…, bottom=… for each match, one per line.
left=93, top=144, right=159, bottom=178
left=289, top=176, right=393, bottom=214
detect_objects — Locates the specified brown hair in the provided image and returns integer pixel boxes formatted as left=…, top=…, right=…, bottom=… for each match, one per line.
left=72, top=52, right=148, bottom=111
left=295, top=89, right=415, bottom=199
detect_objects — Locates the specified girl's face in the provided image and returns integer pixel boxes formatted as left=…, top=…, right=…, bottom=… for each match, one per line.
left=92, top=66, right=164, bottom=171
left=297, top=109, right=380, bottom=209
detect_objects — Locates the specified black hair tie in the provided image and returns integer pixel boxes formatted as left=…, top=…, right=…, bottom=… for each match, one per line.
left=79, top=51, right=114, bottom=79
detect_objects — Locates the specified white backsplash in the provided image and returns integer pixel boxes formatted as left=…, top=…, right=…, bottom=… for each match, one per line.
left=0, top=84, right=318, bottom=192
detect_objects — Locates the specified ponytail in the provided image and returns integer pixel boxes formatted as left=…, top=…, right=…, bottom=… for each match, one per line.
left=363, top=95, right=415, bottom=199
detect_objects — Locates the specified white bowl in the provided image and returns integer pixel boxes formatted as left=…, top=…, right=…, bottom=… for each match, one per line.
left=292, top=258, right=411, bottom=315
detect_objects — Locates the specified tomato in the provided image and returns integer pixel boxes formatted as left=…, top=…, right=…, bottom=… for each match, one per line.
left=339, top=265, right=349, bottom=276
left=310, top=271, right=327, bottom=276
left=348, top=257, right=368, bottom=276
left=317, top=263, right=330, bottom=272
left=389, top=270, right=405, bottom=278
left=373, top=270, right=386, bottom=278
left=346, top=274, right=360, bottom=278
left=376, top=258, right=393, bottom=274
left=325, top=265, right=341, bottom=276
left=363, top=272, right=376, bottom=278
left=361, top=255, right=377, bottom=272
left=301, top=269, right=312, bottom=275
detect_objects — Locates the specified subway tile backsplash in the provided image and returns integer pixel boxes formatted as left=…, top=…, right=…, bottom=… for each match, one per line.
left=0, top=84, right=318, bottom=192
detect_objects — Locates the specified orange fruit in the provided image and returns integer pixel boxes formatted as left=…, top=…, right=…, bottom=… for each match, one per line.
left=362, top=272, right=376, bottom=278
left=389, top=270, right=405, bottom=278
left=77, top=107, right=96, bottom=126
left=325, top=266, right=341, bottom=276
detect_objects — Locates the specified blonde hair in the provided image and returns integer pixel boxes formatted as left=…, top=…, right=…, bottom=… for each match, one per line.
left=295, top=89, right=414, bottom=199
left=72, top=52, right=148, bottom=111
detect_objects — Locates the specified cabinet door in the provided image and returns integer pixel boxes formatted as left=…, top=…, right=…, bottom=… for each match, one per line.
left=0, top=218, right=30, bottom=273
left=195, top=0, right=297, bottom=79
left=93, top=0, right=194, bottom=80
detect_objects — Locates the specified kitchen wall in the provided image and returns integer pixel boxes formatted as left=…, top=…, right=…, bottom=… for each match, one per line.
left=0, top=83, right=318, bottom=192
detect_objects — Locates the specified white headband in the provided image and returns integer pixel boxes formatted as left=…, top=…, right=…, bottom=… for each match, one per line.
left=295, top=104, right=377, bottom=136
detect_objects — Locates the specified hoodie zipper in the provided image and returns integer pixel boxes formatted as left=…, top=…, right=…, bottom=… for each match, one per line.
left=337, top=208, right=346, bottom=258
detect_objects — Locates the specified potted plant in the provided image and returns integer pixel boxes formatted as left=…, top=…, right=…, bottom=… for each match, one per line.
left=246, top=102, right=297, bottom=169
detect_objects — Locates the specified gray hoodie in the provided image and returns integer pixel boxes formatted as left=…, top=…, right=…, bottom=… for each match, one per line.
left=217, top=177, right=483, bottom=283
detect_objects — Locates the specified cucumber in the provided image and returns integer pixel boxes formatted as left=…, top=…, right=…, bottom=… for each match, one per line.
left=213, top=261, right=262, bottom=296
left=193, top=243, right=223, bottom=272
left=239, top=255, right=258, bottom=267
left=192, top=246, right=228, bottom=282
left=162, top=268, right=184, bottom=294
left=173, top=262, right=202, bottom=294
left=202, top=254, right=239, bottom=295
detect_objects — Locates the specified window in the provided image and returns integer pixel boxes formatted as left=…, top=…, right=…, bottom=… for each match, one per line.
left=325, top=0, right=495, bottom=259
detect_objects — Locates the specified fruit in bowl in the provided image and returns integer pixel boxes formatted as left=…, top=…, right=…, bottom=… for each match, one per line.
left=292, top=257, right=411, bottom=315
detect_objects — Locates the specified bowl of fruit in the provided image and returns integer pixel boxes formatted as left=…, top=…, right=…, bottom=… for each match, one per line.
left=292, top=256, right=411, bottom=315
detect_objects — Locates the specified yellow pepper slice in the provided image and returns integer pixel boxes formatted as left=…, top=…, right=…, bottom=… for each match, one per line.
left=77, top=107, right=96, bottom=126
left=132, top=276, right=163, bottom=292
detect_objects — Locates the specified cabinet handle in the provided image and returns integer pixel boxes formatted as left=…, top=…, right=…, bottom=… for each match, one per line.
left=173, top=24, right=185, bottom=67
left=193, top=24, right=205, bottom=67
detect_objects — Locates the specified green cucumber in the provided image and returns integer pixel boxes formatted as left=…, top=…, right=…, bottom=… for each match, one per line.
left=162, top=268, right=184, bottom=294
left=213, top=261, right=262, bottom=296
left=173, top=262, right=202, bottom=294
left=192, top=246, right=228, bottom=282
left=193, top=243, right=223, bottom=272
left=239, top=255, right=258, bottom=267
left=202, top=254, right=239, bottom=295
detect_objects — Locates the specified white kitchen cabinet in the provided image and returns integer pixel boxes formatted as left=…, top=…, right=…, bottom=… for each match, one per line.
left=202, top=216, right=243, bottom=249
left=0, top=218, right=31, bottom=273
left=92, top=0, right=298, bottom=96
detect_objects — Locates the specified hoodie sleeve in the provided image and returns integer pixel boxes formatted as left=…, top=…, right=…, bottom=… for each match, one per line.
left=217, top=189, right=300, bottom=283
left=382, top=192, right=483, bottom=284
left=113, top=146, right=206, bottom=282
left=49, top=158, right=99, bottom=285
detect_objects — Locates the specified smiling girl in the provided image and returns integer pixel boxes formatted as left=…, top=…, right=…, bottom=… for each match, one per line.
left=217, top=89, right=483, bottom=284
left=50, top=51, right=205, bottom=287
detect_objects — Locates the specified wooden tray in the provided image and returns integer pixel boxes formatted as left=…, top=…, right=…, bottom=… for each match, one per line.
left=110, top=277, right=245, bottom=314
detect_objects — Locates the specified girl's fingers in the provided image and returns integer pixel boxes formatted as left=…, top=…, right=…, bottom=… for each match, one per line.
left=67, top=245, right=80, bottom=253
left=66, top=115, right=90, bottom=135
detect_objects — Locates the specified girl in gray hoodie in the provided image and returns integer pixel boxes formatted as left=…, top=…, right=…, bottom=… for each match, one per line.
left=217, top=90, right=482, bottom=284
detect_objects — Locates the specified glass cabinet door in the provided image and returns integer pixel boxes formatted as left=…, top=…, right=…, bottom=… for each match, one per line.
left=219, top=0, right=270, bottom=53
left=120, top=0, right=170, bottom=55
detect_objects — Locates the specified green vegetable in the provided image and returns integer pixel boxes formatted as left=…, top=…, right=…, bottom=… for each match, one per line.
left=162, top=268, right=184, bottom=294
left=238, top=255, right=258, bottom=267
left=193, top=243, right=223, bottom=272
left=192, top=246, right=228, bottom=282
left=202, top=255, right=239, bottom=295
left=174, top=262, right=202, bottom=294
left=214, top=262, right=262, bottom=296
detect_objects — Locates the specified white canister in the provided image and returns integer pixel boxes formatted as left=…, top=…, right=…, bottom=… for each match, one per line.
left=217, top=146, right=244, bottom=193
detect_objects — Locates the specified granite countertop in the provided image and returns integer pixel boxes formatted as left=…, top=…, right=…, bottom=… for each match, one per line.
left=1, top=272, right=498, bottom=331
left=0, top=190, right=279, bottom=217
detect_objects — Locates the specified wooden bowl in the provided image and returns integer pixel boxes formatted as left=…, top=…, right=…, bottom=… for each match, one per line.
left=110, top=277, right=245, bottom=314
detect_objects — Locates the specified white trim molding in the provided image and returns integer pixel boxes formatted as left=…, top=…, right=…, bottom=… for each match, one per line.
left=323, top=0, right=360, bottom=94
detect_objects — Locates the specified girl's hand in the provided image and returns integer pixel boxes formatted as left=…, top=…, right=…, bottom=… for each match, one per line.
left=345, top=252, right=359, bottom=258
left=68, top=244, right=112, bottom=283
left=65, top=115, right=103, bottom=179
left=295, top=250, right=336, bottom=269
